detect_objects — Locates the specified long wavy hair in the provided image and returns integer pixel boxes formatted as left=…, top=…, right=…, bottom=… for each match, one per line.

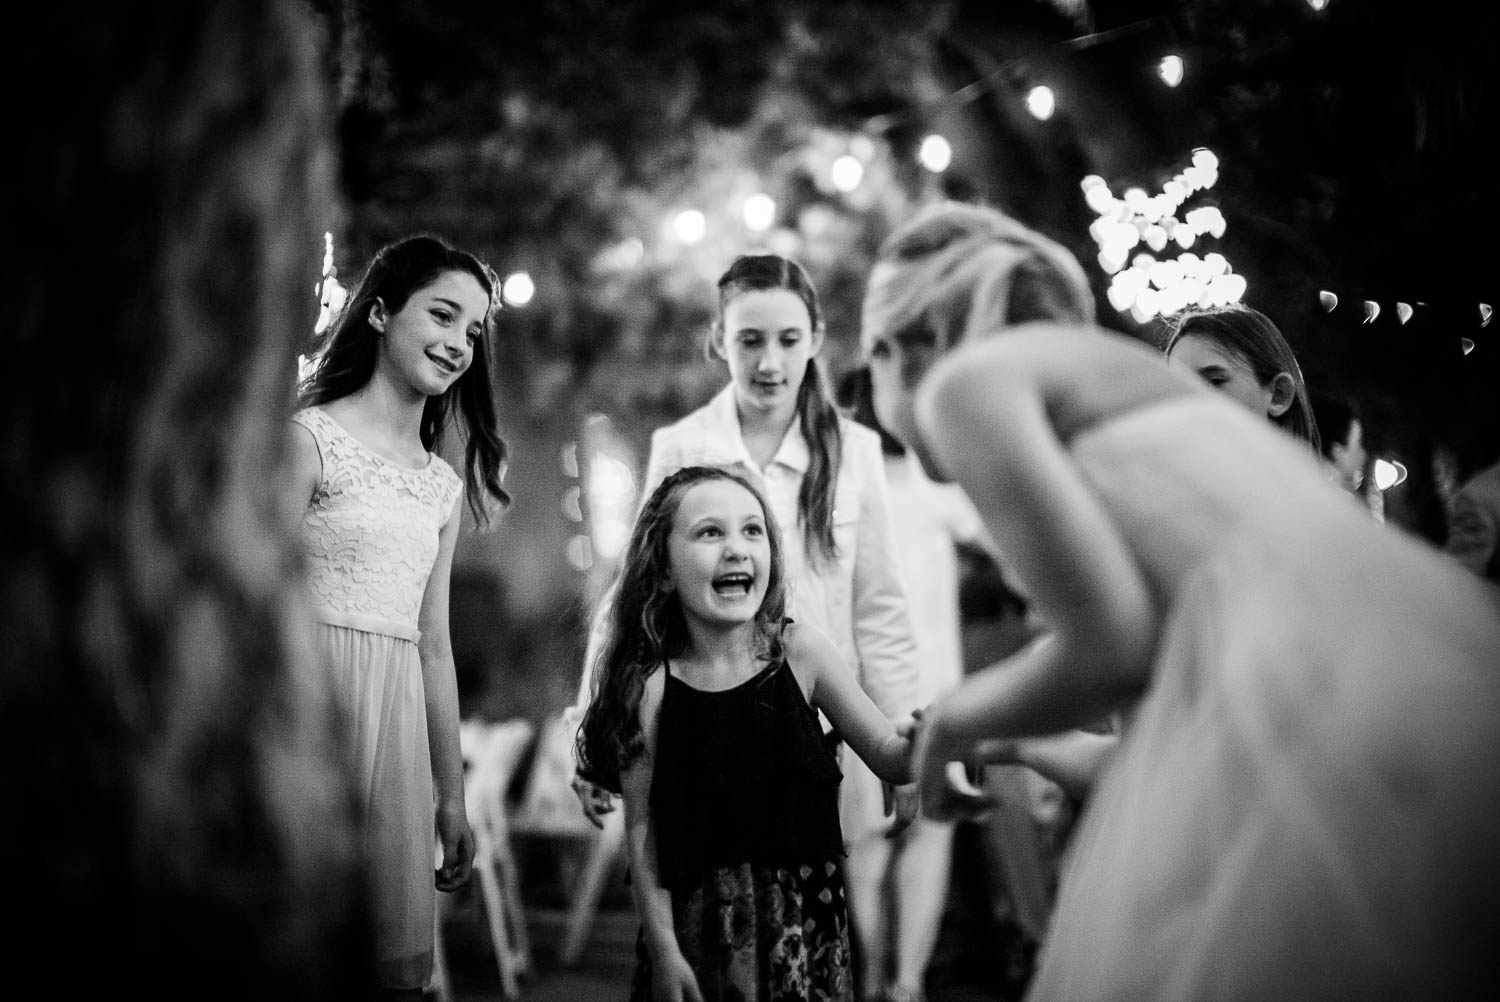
left=707, top=254, right=843, bottom=568
left=297, top=234, right=511, bottom=521
left=862, top=201, right=1096, bottom=368
left=576, top=466, right=788, bottom=792
left=1162, top=304, right=1322, bottom=452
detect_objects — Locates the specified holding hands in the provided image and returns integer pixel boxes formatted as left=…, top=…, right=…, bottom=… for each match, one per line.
left=903, top=706, right=997, bottom=823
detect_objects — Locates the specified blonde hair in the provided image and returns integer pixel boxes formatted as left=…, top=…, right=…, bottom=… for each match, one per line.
left=863, top=202, right=1095, bottom=356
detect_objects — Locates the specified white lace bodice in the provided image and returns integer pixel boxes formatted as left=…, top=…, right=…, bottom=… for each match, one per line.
left=293, top=406, right=463, bottom=635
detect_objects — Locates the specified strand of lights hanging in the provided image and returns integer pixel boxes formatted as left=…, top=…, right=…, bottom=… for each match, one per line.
left=299, top=231, right=349, bottom=384
left=1086, top=148, right=1245, bottom=324
left=1316, top=293, right=1491, bottom=355
left=601, top=6, right=1345, bottom=282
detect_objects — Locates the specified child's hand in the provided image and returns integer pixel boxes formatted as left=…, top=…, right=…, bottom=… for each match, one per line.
left=652, top=950, right=704, bottom=1002
left=910, top=704, right=994, bottom=823
left=572, top=772, right=620, bottom=829
left=435, top=804, right=475, bottom=892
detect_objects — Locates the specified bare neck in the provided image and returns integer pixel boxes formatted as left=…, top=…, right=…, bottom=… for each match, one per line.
left=735, top=397, right=798, bottom=470
left=673, top=620, right=764, bottom=689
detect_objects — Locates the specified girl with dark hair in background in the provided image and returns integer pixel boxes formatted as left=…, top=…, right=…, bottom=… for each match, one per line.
left=289, top=233, right=511, bottom=998
left=1162, top=303, right=1322, bottom=451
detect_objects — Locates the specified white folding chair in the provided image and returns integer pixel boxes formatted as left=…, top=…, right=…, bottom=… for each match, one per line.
left=431, top=718, right=536, bottom=1001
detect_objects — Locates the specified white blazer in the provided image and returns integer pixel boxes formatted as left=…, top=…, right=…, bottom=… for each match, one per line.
left=632, top=384, right=921, bottom=722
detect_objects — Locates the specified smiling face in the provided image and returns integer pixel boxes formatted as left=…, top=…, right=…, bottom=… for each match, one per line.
left=371, top=269, right=490, bottom=399
left=1167, top=333, right=1290, bottom=421
left=665, top=478, right=772, bottom=632
left=716, top=288, right=823, bottom=426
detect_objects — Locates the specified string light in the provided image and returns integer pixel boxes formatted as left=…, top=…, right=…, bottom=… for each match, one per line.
left=918, top=134, right=953, bottom=173
left=586, top=451, right=636, bottom=560
left=743, top=193, right=776, bottom=231
left=565, top=535, right=594, bottom=572
left=673, top=209, right=706, bottom=244
left=1372, top=458, right=1407, bottom=491
left=1482, top=303, right=1493, bottom=327
left=1362, top=301, right=1380, bottom=323
left=1395, top=302, right=1413, bottom=324
left=831, top=154, right=864, bottom=193
left=1461, top=337, right=1476, bottom=355
left=313, top=230, right=347, bottom=335
left=1319, top=290, right=1338, bottom=311
left=1025, top=85, right=1056, bottom=120
left=1085, top=148, right=1242, bottom=321
left=502, top=271, right=535, bottom=306
left=1157, top=54, right=1184, bottom=87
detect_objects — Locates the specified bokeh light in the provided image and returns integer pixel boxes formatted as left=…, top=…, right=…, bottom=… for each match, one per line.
left=831, top=154, right=864, bottom=193
left=673, top=209, right=706, bottom=244
left=1025, top=85, right=1056, bottom=121
left=1372, top=458, right=1408, bottom=491
left=1158, top=55, right=1184, bottom=87
left=743, top=193, right=776, bottom=232
left=918, top=134, right=952, bottom=173
left=502, top=271, right=535, bottom=306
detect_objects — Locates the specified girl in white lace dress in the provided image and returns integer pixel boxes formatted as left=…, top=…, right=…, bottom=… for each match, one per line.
left=288, top=235, right=511, bottom=998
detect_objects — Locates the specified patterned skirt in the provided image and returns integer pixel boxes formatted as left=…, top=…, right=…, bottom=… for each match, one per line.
left=630, top=858, right=852, bottom=1002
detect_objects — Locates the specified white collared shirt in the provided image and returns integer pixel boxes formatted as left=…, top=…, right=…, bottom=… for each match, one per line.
left=633, top=384, right=921, bottom=722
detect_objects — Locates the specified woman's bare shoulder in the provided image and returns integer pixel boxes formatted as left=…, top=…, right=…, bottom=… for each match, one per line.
left=931, top=323, right=1201, bottom=442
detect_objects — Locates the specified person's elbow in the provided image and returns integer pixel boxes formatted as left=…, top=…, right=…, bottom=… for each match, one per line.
left=1066, top=597, right=1157, bottom=706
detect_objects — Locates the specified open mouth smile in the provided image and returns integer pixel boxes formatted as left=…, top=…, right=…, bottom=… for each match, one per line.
left=712, top=571, right=755, bottom=597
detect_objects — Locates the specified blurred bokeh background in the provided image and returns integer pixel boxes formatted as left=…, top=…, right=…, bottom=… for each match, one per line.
left=300, top=0, right=1498, bottom=724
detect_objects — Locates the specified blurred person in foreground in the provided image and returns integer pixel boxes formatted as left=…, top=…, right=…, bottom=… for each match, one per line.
left=5, top=0, right=377, bottom=998
left=861, top=200, right=1500, bottom=1000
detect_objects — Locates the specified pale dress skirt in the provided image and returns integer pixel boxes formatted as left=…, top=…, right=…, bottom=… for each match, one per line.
left=318, top=622, right=435, bottom=991
left=1027, top=398, right=1500, bottom=1001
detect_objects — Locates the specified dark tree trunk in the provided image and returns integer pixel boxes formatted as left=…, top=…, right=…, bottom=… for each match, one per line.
left=4, top=2, right=375, bottom=997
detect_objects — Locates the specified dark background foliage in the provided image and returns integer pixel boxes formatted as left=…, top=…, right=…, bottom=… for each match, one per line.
left=303, top=0, right=1499, bottom=716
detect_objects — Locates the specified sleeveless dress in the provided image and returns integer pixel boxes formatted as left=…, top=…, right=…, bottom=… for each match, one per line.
left=292, top=405, right=464, bottom=990
left=1027, top=396, right=1500, bottom=1001
left=630, top=653, right=853, bottom=1002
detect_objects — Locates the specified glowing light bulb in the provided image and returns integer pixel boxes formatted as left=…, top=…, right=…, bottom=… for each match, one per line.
left=1372, top=458, right=1407, bottom=491
left=1158, top=54, right=1184, bottom=87
left=1396, top=302, right=1413, bottom=325
left=565, top=535, right=594, bottom=572
left=1461, top=337, right=1476, bottom=356
left=831, top=154, right=863, bottom=193
left=1025, top=86, right=1056, bottom=121
left=1306, top=0, right=1329, bottom=11
left=1319, top=290, right=1339, bottom=312
left=918, top=134, right=952, bottom=173
left=1363, top=301, right=1380, bottom=324
left=1481, top=303, right=1493, bottom=327
left=743, top=193, right=776, bottom=232
left=502, top=271, right=535, bottom=306
left=1085, top=185, right=1116, bottom=215
left=561, top=485, right=583, bottom=522
left=673, top=209, right=706, bottom=244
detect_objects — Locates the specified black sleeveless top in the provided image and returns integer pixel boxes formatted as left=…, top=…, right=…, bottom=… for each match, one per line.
left=650, top=652, right=845, bottom=892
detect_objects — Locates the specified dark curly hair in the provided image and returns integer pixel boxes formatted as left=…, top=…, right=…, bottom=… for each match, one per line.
left=575, top=466, right=788, bottom=792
